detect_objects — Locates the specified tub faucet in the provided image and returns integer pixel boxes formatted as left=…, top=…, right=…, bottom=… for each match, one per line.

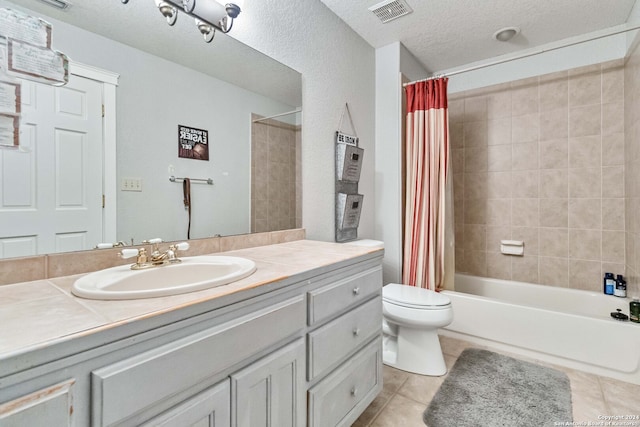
left=120, top=238, right=190, bottom=270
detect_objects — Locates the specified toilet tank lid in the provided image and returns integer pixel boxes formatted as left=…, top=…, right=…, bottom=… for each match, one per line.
left=343, top=239, right=384, bottom=249
left=383, top=283, right=450, bottom=307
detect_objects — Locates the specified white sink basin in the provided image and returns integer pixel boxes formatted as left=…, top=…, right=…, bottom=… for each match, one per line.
left=72, top=256, right=257, bottom=300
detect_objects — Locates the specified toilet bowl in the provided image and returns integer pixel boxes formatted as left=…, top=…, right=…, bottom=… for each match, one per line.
left=382, top=283, right=453, bottom=376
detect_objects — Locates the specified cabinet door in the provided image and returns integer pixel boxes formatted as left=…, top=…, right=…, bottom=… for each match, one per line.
left=141, top=379, right=230, bottom=427
left=0, top=380, right=74, bottom=427
left=231, top=338, right=305, bottom=427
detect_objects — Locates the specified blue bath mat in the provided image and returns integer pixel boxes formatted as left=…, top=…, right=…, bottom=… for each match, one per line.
left=423, top=348, right=573, bottom=427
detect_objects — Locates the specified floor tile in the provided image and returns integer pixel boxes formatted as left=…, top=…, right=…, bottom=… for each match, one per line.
left=370, top=394, right=427, bottom=427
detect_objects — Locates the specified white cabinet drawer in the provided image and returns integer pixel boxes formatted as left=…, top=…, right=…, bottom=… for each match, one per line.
left=308, top=337, right=382, bottom=427
left=307, top=296, right=382, bottom=380
left=91, top=296, right=304, bottom=427
left=307, top=266, right=381, bottom=326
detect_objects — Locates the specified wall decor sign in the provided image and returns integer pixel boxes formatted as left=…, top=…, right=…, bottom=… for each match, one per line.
left=7, top=39, right=68, bottom=85
left=178, top=125, right=209, bottom=161
left=0, top=113, right=19, bottom=147
left=0, top=8, right=52, bottom=48
left=0, top=80, right=20, bottom=115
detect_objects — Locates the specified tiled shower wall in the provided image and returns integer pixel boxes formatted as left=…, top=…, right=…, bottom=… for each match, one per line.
left=625, top=41, right=640, bottom=298
left=251, top=115, right=301, bottom=232
left=451, top=60, right=626, bottom=292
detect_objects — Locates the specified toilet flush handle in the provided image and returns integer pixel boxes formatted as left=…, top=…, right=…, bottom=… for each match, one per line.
left=352, top=287, right=360, bottom=295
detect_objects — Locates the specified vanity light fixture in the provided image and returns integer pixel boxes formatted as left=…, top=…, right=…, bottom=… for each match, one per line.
left=121, top=0, right=241, bottom=43
left=37, top=0, right=71, bottom=10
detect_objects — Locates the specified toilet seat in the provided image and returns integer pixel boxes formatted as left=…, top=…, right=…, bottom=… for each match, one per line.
left=383, top=283, right=451, bottom=310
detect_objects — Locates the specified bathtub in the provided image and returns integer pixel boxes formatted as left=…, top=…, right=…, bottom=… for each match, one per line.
left=440, top=274, right=640, bottom=384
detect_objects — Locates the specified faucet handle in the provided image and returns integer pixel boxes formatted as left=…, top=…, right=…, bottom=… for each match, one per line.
left=120, top=248, right=140, bottom=259
left=175, top=242, right=189, bottom=251
left=147, top=238, right=163, bottom=244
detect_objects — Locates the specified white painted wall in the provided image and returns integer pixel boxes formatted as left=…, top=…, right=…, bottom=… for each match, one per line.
left=230, top=1, right=376, bottom=242
left=374, top=42, right=428, bottom=285
left=1, top=0, right=297, bottom=244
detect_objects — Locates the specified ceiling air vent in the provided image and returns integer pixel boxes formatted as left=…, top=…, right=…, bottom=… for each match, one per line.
left=369, top=0, right=413, bottom=24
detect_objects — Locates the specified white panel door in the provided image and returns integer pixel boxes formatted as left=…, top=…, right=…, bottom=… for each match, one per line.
left=0, top=75, right=103, bottom=258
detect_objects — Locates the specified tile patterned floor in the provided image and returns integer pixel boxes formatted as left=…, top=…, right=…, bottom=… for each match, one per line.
left=353, top=336, right=640, bottom=426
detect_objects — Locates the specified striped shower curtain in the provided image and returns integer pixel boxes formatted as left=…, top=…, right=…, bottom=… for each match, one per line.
left=402, top=78, right=449, bottom=291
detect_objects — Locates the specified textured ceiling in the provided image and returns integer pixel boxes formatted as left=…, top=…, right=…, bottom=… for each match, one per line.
left=3, top=0, right=302, bottom=106
left=319, top=0, right=638, bottom=73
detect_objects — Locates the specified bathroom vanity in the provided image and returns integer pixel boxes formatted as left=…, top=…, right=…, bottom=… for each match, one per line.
left=0, top=240, right=383, bottom=426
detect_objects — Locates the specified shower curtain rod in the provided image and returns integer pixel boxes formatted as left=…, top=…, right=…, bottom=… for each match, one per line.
left=252, top=108, right=302, bottom=123
left=403, top=23, right=640, bottom=87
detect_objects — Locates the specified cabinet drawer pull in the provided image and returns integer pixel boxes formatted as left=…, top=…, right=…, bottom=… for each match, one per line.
left=352, top=327, right=360, bottom=337
left=352, top=287, right=360, bottom=295
left=351, top=386, right=358, bottom=397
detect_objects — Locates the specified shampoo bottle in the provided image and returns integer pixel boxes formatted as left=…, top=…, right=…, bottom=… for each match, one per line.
left=615, top=274, right=627, bottom=298
left=631, top=298, right=640, bottom=324
left=604, top=272, right=615, bottom=295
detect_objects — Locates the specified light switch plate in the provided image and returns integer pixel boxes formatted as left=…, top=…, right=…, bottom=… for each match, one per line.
left=121, top=177, right=142, bottom=192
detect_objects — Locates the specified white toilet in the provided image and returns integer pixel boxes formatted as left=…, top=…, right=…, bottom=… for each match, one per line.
left=382, top=283, right=453, bottom=376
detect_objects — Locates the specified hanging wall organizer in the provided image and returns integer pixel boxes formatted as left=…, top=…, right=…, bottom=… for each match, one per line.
left=335, top=103, right=364, bottom=242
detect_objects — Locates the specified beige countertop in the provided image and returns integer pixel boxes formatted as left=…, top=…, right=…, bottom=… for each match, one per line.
left=0, top=240, right=382, bottom=363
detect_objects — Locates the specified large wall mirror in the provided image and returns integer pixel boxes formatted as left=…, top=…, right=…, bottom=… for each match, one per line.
left=0, top=0, right=302, bottom=259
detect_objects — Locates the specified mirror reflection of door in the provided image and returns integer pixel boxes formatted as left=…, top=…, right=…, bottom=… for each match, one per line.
left=0, top=74, right=103, bottom=258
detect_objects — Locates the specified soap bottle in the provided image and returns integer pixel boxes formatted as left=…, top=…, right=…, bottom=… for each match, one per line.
left=631, top=298, right=640, bottom=323
left=615, top=274, right=627, bottom=298
left=604, top=272, right=615, bottom=295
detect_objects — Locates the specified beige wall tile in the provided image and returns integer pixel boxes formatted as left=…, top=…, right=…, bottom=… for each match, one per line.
left=539, top=139, right=568, bottom=169
left=487, top=91, right=512, bottom=119
left=569, top=229, right=602, bottom=260
left=449, top=99, right=465, bottom=123
left=512, top=86, right=539, bottom=116
left=569, top=199, right=602, bottom=230
left=487, top=145, right=512, bottom=172
left=569, top=105, right=601, bottom=137
left=539, top=77, right=568, bottom=111
left=569, top=259, right=602, bottom=291
left=602, top=65, right=624, bottom=104
left=602, top=199, right=625, bottom=230
left=569, top=135, right=601, bottom=168
left=512, top=255, right=539, bottom=283
left=486, top=199, right=511, bottom=226
left=464, top=121, right=488, bottom=147
left=602, top=133, right=625, bottom=166
left=602, top=166, right=624, bottom=198
left=464, top=96, right=488, bottom=122
left=569, top=72, right=601, bottom=107
left=602, top=230, right=625, bottom=263
left=464, top=147, right=488, bottom=172
left=466, top=250, right=487, bottom=277
left=512, top=142, right=539, bottom=170
left=512, top=170, right=539, bottom=198
left=539, top=256, right=569, bottom=287
left=487, top=252, right=512, bottom=280
left=487, top=172, right=512, bottom=198
left=511, top=198, right=539, bottom=227
left=539, top=169, right=568, bottom=198
left=569, top=168, right=602, bottom=198
left=0, top=256, right=47, bottom=285
left=452, top=148, right=464, bottom=173
left=450, top=122, right=464, bottom=148
left=602, top=102, right=624, bottom=136
left=539, top=109, right=569, bottom=141
left=487, top=118, right=512, bottom=145
left=540, top=198, right=568, bottom=227
left=464, top=224, right=486, bottom=251
left=486, top=225, right=511, bottom=252
left=539, top=228, right=569, bottom=258
left=464, top=172, right=488, bottom=199
left=453, top=173, right=464, bottom=200
left=512, top=227, right=539, bottom=256
left=512, top=114, right=539, bottom=143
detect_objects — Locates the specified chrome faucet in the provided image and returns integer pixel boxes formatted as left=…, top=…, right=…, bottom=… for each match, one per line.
left=120, top=238, right=190, bottom=270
